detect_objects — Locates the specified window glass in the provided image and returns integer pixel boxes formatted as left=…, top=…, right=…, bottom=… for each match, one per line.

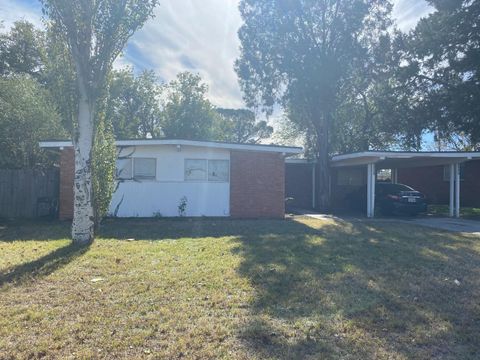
left=134, top=158, right=156, bottom=179
left=116, top=158, right=132, bottom=179
left=185, top=159, right=207, bottom=181
left=208, top=160, right=229, bottom=182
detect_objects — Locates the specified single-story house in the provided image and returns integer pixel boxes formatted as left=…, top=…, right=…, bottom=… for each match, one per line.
left=40, top=139, right=302, bottom=219
left=286, top=151, right=480, bottom=218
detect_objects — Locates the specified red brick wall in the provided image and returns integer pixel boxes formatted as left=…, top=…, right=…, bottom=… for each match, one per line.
left=59, top=147, right=74, bottom=220
left=285, top=163, right=314, bottom=209
left=230, top=151, right=285, bottom=218
left=397, top=160, right=480, bottom=207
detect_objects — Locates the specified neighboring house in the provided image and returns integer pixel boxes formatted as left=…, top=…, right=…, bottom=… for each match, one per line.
left=40, top=139, right=302, bottom=219
left=286, top=151, right=480, bottom=218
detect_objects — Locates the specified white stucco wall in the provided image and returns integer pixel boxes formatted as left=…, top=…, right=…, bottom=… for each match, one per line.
left=109, top=144, right=230, bottom=217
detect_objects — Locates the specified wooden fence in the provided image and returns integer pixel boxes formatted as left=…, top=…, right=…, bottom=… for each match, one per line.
left=0, top=168, right=59, bottom=218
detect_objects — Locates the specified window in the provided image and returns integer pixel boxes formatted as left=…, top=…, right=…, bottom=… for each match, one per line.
left=185, top=159, right=207, bottom=181
left=208, top=160, right=229, bottom=182
left=133, top=158, right=156, bottom=179
left=443, top=164, right=465, bottom=181
left=184, top=159, right=230, bottom=182
left=116, top=158, right=132, bottom=180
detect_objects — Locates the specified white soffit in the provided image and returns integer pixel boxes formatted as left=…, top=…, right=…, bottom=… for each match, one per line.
left=39, top=139, right=303, bottom=155
left=331, top=151, right=480, bottom=168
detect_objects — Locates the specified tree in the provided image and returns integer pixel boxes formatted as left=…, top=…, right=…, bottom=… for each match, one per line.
left=41, top=0, right=158, bottom=244
left=236, top=0, right=392, bottom=210
left=0, top=75, right=65, bottom=168
left=161, top=72, right=218, bottom=140
left=0, top=21, right=46, bottom=78
left=399, top=0, right=480, bottom=148
left=215, top=108, right=273, bottom=143
left=106, top=68, right=162, bottom=139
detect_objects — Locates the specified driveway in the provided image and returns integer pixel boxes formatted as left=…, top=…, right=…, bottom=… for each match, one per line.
left=295, top=209, right=480, bottom=235
left=399, top=217, right=480, bottom=235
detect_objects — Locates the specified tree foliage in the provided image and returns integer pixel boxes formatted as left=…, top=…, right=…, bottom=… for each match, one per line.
left=92, top=114, right=117, bottom=224
left=160, top=72, right=218, bottom=140
left=236, top=0, right=393, bottom=208
left=399, top=0, right=480, bottom=148
left=0, top=74, right=65, bottom=168
left=106, top=68, right=162, bottom=139
left=0, top=21, right=46, bottom=78
left=215, top=108, right=273, bottom=144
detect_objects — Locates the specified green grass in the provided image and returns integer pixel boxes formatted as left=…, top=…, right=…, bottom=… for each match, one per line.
left=1, top=217, right=480, bottom=359
left=428, top=205, right=480, bottom=219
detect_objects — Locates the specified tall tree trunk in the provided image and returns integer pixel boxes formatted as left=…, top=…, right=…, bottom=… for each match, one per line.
left=315, top=114, right=331, bottom=212
left=72, top=77, right=95, bottom=244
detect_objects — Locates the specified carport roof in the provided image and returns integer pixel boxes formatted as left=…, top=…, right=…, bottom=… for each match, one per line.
left=331, top=151, right=480, bottom=169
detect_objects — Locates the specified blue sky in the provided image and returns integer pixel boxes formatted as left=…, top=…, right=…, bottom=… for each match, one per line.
left=0, top=0, right=433, bottom=109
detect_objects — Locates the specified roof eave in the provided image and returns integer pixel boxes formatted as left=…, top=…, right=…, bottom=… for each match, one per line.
left=39, top=139, right=303, bottom=155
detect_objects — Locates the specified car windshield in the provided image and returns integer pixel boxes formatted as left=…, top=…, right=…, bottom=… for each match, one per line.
left=377, top=183, right=414, bottom=193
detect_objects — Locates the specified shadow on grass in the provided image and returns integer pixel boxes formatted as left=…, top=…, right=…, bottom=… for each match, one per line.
left=0, top=241, right=90, bottom=287
left=0, top=219, right=70, bottom=242
left=233, top=218, right=480, bottom=359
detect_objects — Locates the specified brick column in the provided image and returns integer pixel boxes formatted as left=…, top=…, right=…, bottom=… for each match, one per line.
left=230, top=151, right=285, bottom=218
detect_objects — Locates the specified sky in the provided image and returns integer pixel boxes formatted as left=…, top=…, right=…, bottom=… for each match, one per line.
left=0, top=0, right=434, bottom=109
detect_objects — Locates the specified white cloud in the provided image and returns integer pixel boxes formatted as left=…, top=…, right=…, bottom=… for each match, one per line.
left=1, top=0, right=435, bottom=109
left=115, top=0, right=244, bottom=109
left=0, top=0, right=42, bottom=29
left=393, top=0, right=434, bottom=32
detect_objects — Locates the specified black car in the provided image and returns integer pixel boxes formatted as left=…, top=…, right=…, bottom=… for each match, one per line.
left=347, top=182, right=428, bottom=216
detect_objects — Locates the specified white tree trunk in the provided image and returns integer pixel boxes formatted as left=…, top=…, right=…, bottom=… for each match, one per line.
left=72, top=79, right=95, bottom=244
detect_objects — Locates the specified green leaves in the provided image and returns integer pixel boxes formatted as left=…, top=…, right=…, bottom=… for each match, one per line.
left=41, top=0, right=158, bottom=97
left=92, top=114, right=116, bottom=223
left=0, top=75, right=65, bottom=168
left=401, top=0, right=480, bottom=148
left=160, top=72, right=217, bottom=140
left=106, top=68, right=162, bottom=139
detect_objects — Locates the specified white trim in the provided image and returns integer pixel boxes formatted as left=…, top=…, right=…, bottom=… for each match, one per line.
left=367, top=163, right=376, bottom=218
left=449, top=163, right=455, bottom=217
left=285, top=159, right=316, bottom=164
left=39, top=139, right=302, bottom=155
left=455, top=163, right=461, bottom=218
left=332, top=151, right=480, bottom=162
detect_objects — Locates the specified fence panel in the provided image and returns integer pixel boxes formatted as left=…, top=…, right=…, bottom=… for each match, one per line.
left=0, top=168, right=59, bottom=218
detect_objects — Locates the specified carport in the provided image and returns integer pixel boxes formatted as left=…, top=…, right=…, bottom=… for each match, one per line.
left=331, top=151, right=480, bottom=218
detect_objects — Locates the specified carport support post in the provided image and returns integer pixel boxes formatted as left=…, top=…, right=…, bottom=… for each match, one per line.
left=367, top=163, right=376, bottom=218
left=449, top=163, right=455, bottom=217
left=391, top=168, right=398, bottom=184
left=455, top=163, right=460, bottom=218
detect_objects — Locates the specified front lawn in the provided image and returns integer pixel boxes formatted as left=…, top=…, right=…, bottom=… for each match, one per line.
left=428, top=205, right=480, bottom=220
left=1, top=218, right=479, bottom=359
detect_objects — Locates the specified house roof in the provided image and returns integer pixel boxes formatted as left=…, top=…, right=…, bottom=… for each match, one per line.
left=331, top=151, right=480, bottom=168
left=39, top=139, right=303, bottom=155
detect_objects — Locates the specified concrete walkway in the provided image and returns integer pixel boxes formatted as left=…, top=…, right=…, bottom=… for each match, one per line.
left=293, top=209, right=480, bottom=235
